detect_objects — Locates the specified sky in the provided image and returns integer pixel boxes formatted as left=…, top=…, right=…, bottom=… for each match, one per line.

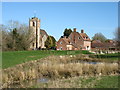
left=2, top=2, right=118, bottom=40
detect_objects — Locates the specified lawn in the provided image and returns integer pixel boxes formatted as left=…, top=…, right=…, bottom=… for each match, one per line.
left=89, top=53, right=119, bottom=61
left=94, top=75, right=119, bottom=88
left=2, top=50, right=91, bottom=69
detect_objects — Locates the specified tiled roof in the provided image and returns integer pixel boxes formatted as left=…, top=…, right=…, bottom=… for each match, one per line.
left=91, top=40, right=117, bottom=48
left=91, top=40, right=104, bottom=48
left=40, top=29, right=48, bottom=38
left=79, top=33, right=91, bottom=41
left=62, top=37, right=70, bottom=44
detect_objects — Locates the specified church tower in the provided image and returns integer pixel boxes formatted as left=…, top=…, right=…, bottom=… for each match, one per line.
left=29, top=17, right=40, bottom=49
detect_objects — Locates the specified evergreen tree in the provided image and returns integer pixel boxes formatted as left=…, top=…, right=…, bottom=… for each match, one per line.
left=63, top=28, right=72, bottom=38
left=45, top=36, right=56, bottom=49
left=45, top=36, right=53, bottom=49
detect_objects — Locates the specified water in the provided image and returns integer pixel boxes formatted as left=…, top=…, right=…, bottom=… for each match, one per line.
left=88, top=62, right=98, bottom=64
left=69, top=60, right=100, bottom=64
left=37, top=78, right=49, bottom=83
left=7, top=77, right=49, bottom=88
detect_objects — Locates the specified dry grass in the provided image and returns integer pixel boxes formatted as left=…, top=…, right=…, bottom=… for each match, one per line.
left=2, top=55, right=119, bottom=88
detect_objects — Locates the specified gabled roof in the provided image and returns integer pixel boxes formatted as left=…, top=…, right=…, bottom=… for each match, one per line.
left=79, top=33, right=91, bottom=41
left=61, top=37, right=70, bottom=44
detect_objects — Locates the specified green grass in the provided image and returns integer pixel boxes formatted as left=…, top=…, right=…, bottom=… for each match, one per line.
left=94, top=76, right=119, bottom=88
left=89, top=53, right=119, bottom=61
left=2, top=50, right=91, bottom=69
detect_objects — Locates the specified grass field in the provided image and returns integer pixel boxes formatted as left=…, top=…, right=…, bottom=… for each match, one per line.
left=31, top=75, right=119, bottom=88
left=2, top=50, right=91, bottom=69
left=89, top=53, right=119, bottom=61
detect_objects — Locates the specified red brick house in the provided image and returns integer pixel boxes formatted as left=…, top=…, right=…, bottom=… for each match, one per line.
left=56, top=28, right=91, bottom=50
left=91, top=40, right=119, bottom=51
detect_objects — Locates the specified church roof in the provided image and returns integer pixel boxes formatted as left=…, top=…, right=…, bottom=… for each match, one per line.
left=40, top=29, right=48, bottom=38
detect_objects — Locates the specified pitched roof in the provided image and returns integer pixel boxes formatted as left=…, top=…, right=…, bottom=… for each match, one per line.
left=61, top=37, right=70, bottom=44
left=91, top=40, right=117, bottom=48
left=91, top=40, right=104, bottom=48
left=79, top=33, right=91, bottom=41
left=40, top=29, right=48, bottom=37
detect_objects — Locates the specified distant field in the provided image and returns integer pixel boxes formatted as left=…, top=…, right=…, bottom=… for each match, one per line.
left=2, top=50, right=91, bottom=69
left=90, top=53, right=119, bottom=61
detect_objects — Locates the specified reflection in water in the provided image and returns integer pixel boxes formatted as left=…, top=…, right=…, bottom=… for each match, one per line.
left=38, top=78, right=49, bottom=83
left=69, top=60, right=100, bottom=64
left=8, top=78, right=49, bottom=88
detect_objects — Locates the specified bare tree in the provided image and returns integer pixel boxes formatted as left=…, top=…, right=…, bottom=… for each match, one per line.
left=1, top=21, right=35, bottom=51
left=92, top=33, right=107, bottom=42
left=0, top=24, right=9, bottom=51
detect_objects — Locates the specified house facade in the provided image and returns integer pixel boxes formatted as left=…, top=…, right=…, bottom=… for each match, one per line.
left=57, top=28, right=91, bottom=50
left=29, top=17, right=48, bottom=50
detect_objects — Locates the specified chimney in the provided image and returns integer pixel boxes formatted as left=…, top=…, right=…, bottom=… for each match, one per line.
left=73, top=28, right=77, bottom=32
left=81, top=29, right=84, bottom=33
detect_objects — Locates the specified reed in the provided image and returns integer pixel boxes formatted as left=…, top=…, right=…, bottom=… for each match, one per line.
left=2, top=55, right=119, bottom=88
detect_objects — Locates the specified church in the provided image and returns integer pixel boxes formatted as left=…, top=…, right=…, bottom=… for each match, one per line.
left=29, top=17, right=48, bottom=50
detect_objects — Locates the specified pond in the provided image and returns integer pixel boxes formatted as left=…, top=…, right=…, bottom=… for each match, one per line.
left=69, top=60, right=100, bottom=64
left=6, top=61, right=114, bottom=88
left=7, top=77, right=50, bottom=88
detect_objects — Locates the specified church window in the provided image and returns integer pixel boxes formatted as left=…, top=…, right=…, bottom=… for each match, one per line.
left=33, top=22, right=35, bottom=27
left=33, top=43, right=34, bottom=47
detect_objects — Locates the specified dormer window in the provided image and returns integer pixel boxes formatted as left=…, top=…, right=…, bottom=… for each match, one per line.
left=60, top=41, right=62, bottom=44
left=86, top=37, right=88, bottom=39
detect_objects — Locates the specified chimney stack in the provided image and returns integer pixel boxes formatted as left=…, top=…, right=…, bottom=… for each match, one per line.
left=73, top=28, right=77, bottom=32
left=81, top=29, right=84, bottom=33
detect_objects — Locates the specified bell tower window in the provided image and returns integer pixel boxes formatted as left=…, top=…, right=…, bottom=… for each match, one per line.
left=33, top=21, right=36, bottom=27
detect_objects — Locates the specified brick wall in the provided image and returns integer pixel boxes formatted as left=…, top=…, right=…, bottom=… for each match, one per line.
left=56, top=38, right=67, bottom=50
